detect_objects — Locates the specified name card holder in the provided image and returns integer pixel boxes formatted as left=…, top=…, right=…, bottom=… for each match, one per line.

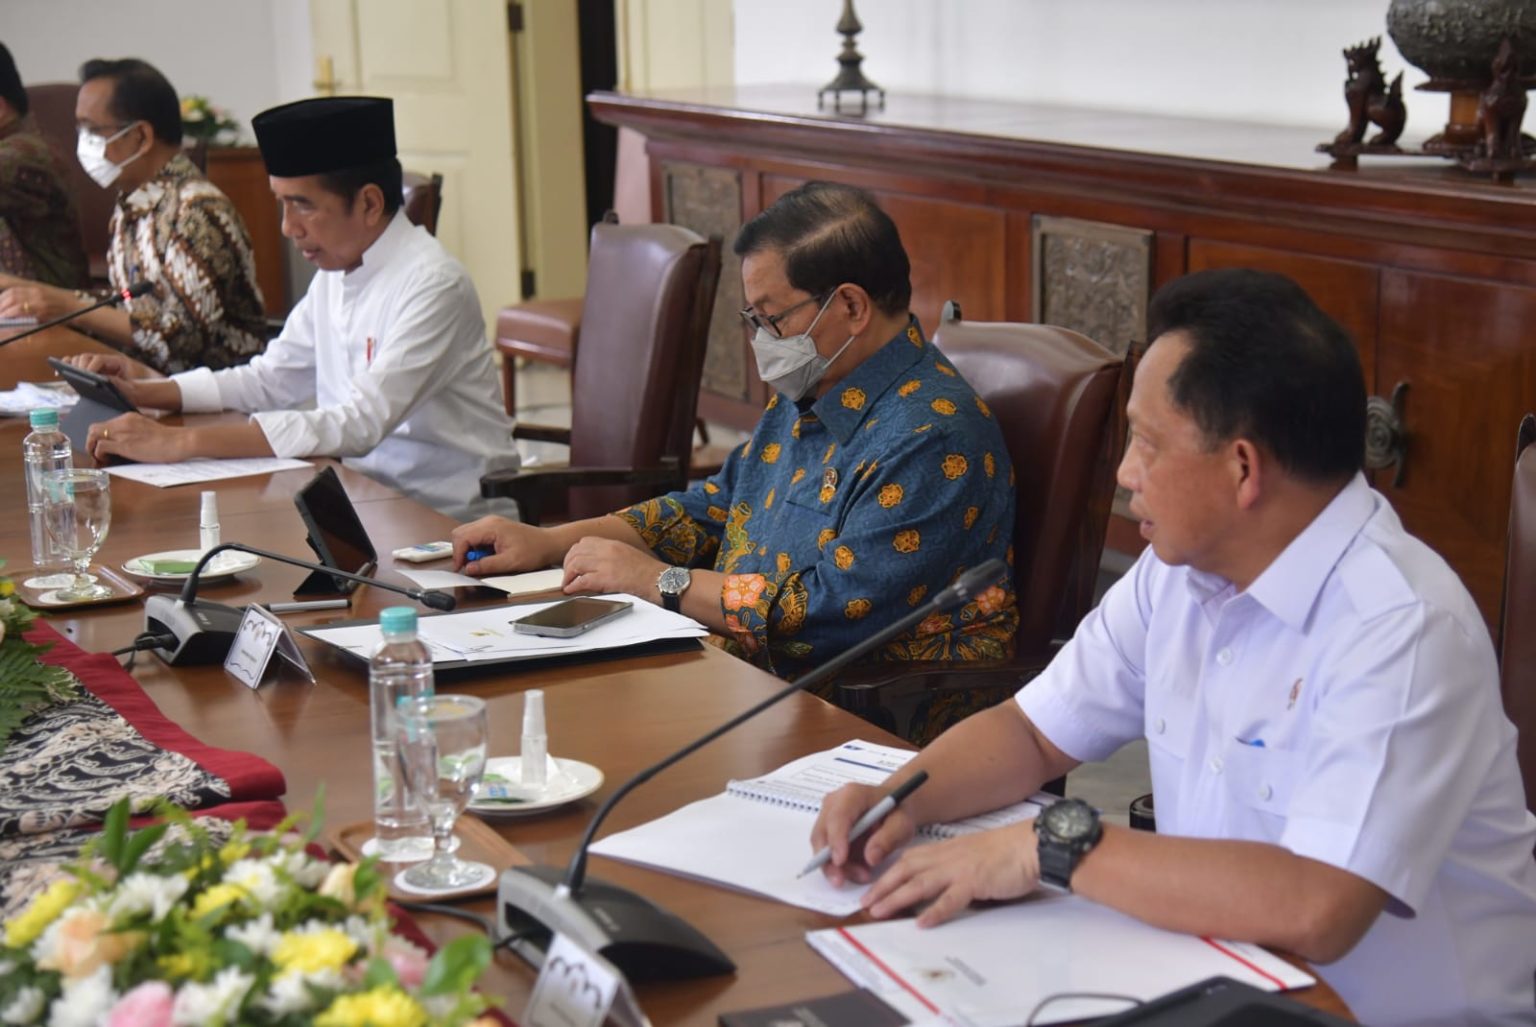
left=224, top=605, right=315, bottom=689
left=524, top=933, right=650, bottom=1027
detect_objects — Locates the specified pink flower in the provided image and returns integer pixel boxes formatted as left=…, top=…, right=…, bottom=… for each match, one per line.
left=107, top=981, right=173, bottom=1027
left=382, top=936, right=429, bottom=988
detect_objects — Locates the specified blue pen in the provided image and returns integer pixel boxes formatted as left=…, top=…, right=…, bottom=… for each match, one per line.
left=464, top=548, right=492, bottom=563
left=1237, top=736, right=1266, bottom=748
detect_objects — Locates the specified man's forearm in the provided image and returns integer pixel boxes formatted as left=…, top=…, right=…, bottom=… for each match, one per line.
left=179, top=421, right=276, bottom=460
left=76, top=304, right=133, bottom=347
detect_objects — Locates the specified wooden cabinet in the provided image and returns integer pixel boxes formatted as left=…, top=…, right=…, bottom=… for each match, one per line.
left=205, top=147, right=286, bottom=317
left=592, top=86, right=1536, bottom=624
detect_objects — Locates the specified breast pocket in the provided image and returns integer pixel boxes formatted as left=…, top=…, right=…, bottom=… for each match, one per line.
left=1144, top=697, right=1194, bottom=828
left=1223, top=741, right=1299, bottom=829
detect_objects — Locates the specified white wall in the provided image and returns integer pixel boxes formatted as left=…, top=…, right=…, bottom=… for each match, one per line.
left=4, top=0, right=313, bottom=139
left=734, top=0, right=1430, bottom=131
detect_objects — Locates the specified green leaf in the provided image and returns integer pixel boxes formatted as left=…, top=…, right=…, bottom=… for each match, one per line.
left=100, top=799, right=129, bottom=872
left=120, top=822, right=170, bottom=876
left=362, top=956, right=398, bottom=990
left=300, top=784, right=326, bottom=846
left=420, top=934, right=492, bottom=997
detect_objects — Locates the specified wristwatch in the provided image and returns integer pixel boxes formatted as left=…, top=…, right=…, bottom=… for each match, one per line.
left=1035, top=798, right=1103, bottom=892
left=656, top=566, right=692, bottom=613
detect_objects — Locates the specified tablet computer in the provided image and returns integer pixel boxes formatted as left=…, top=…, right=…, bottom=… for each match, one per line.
left=47, top=357, right=138, bottom=453
left=292, top=466, right=379, bottom=595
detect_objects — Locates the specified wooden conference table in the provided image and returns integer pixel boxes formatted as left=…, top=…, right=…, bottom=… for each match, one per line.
left=0, top=403, right=1351, bottom=1022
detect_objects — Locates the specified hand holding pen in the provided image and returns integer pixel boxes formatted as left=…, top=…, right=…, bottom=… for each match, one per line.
left=800, top=770, right=930, bottom=878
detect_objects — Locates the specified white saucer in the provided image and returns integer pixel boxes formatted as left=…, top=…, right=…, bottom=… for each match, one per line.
left=122, top=548, right=261, bottom=584
left=469, top=756, right=603, bottom=816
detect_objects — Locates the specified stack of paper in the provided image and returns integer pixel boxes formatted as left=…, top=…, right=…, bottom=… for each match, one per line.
left=104, top=457, right=312, bottom=486
left=305, top=592, right=707, bottom=665
left=0, top=382, right=78, bottom=416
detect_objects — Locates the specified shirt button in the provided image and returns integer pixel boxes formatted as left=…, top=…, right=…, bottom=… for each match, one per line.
left=1154, top=717, right=1166, bottom=734
left=1215, top=648, right=1234, bottom=666
left=1259, top=783, right=1274, bottom=801
left=1209, top=757, right=1223, bottom=774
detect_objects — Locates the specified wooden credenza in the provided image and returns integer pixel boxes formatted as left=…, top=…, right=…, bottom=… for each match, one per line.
left=592, top=85, right=1536, bottom=626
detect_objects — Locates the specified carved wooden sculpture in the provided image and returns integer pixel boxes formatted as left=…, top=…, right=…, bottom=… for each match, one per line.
left=1478, top=37, right=1528, bottom=160
left=1335, top=38, right=1408, bottom=147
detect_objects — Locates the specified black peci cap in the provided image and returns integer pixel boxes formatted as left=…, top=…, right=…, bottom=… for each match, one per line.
left=253, top=96, right=395, bottom=177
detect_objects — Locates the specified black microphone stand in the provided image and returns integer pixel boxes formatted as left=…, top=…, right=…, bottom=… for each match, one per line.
left=0, top=281, right=153, bottom=348
left=144, top=541, right=457, bottom=666
left=496, top=558, right=1008, bottom=982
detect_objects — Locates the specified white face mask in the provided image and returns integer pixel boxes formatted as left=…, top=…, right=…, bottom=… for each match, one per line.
left=749, top=292, right=856, bottom=402
left=76, top=124, right=140, bottom=188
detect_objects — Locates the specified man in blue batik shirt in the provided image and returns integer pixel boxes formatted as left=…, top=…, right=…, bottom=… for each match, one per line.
left=454, top=183, right=1017, bottom=721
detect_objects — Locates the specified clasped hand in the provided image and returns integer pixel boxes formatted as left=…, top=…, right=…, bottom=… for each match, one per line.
left=451, top=519, right=665, bottom=600
left=813, top=782, right=1042, bottom=928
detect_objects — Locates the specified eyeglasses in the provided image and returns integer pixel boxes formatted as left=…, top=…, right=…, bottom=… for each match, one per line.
left=739, top=292, right=831, bottom=338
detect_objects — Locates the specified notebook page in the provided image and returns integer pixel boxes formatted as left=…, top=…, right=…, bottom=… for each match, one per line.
left=724, top=739, right=914, bottom=810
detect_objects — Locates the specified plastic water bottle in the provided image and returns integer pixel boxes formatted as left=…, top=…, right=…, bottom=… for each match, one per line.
left=23, top=409, right=73, bottom=585
left=370, top=606, right=434, bottom=860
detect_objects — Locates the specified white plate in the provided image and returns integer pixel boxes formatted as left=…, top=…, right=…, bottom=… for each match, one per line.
left=122, top=548, right=262, bottom=584
left=469, top=756, right=603, bottom=816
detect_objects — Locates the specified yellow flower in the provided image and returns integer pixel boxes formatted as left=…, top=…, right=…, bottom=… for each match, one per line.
left=898, top=378, right=921, bottom=396
left=833, top=545, right=855, bottom=570
left=0, top=577, right=13, bottom=597
left=317, top=862, right=381, bottom=913
left=274, top=927, right=358, bottom=976
left=36, top=908, right=142, bottom=979
left=190, top=882, right=247, bottom=921
left=844, top=598, right=872, bottom=620
left=316, top=986, right=428, bottom=1027
left=942, top=454, right=969, bottom=480
left=157, top=950, right=210, bottom=981
left=4, top=878, right=80, bottom=948
left=931, top=397, right=957, bottom=416
left=893, top=529, right=921, bottom=554
left=878, top=483, right=904, bottom=508
left=218, top=838, right=250, bottom=866
left=761, top=442, right=781, bottom=464
left=841, top=387, right=866, bottom=411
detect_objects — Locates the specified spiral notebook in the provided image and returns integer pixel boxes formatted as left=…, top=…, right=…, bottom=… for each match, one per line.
left=588, top=740, right=1049, bottom=916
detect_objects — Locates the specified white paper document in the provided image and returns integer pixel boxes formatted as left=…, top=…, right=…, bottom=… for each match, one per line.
left=807, top=895, right=1315, bottom=1025
left=588, top=740, right=1048, bottom=915
left=396, top=566, right=566, bottom=595
left=304, top=592, right=706, bottom=665
left=0, top=382, right=78, bottom=416
left=105, top=456, right=312, bottom=487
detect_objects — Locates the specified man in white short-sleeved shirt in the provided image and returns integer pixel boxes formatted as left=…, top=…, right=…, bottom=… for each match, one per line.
left=65, top=96, right=518, bottom=521
left=811, top=269, right=1536, bottom=1026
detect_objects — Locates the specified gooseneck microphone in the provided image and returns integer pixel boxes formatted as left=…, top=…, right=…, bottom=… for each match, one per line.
left=143, top=541, right=457, bottom=666
left=0, top=281, right=154, bottom=348
left=496, top=558, right=1008, bottom=983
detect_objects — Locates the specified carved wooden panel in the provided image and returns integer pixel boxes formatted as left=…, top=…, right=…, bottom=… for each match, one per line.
left=1031, top=216, right=1152, bottom=357
left=662, top=162, right=746, bottom=401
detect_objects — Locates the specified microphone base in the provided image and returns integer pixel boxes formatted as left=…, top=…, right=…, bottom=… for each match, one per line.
left=144, top=594, right=245, bottom=666
left=497, top=864, right=735, bottom=982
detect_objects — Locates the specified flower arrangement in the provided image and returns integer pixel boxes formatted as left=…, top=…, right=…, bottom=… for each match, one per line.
left=179, top=95, right=240, bottom=146
left=0, top=800, right=496, bottom=1027
left=0, top=558, right=79, bottom=755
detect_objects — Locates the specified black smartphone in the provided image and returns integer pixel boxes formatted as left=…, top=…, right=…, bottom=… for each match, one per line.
left=512, top=597, right=634, bottom=638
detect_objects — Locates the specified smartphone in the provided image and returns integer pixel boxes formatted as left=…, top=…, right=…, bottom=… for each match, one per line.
left=512, top=597, right=633, bottom=638
left=392, top=541, right=454, bottom=563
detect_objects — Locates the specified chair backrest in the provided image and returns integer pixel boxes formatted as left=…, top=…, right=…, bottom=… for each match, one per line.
left=1500, top=413, right=1536, bottom=818
left=933, top=309, right=1127, bottom=657
left=566, top=221, right=722, bottom=519
left=401, top=171, right=444, bottom=236
left=24, top=82, right=113, bottom=281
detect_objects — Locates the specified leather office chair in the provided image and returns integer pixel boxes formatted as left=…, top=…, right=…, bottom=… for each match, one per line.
left=480, top=221, right=722, bottom=525
left=1499, top=413, right=1536, bottom=824
left=401, top=172, right=444, bottom=236
left=24, top=82, right=110, bottom=285
left=835, top=304, right=1129, bottom=745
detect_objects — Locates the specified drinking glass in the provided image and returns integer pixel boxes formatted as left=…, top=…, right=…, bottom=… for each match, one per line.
left=42, top=469, right=113, bottom=602
left=397, top=694, right=492, bottom=890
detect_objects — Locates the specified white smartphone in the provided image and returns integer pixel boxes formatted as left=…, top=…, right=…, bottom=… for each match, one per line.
left=512, top=597, right=633, bottom=638
left=391, top=541, right=454, bottom=563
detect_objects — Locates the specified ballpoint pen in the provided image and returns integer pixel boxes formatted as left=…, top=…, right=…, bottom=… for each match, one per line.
left=263, top=598, right=351, bottom=613
left=798, top=769, right=930, bottom=878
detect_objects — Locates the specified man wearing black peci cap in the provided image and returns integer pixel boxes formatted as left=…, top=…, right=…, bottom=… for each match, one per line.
left=70, top=96, right=519, bottom=520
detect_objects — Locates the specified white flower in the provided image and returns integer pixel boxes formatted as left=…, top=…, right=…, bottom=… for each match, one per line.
left=222, top=859, right=283, bottom=908
left=105, top=871, right=188, bottom=922
left=339, top=913, right=377, bottom=953
left=0, top=985, right=44, bottom=1025
left=257, top=967, right=344, bottom=1016
left=225, top=912, right=281, bottom=957
left=46, top=966, right=116, bottom=1027
left=170, top=967, right=253, bottom=1026
left=0, top=959, right=15, bottom=977
left=269, top=849, right=328, bottom=888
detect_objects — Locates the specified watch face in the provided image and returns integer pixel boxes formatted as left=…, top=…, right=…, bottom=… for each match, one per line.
left=659, top=566, right=689, bottom=595
left=1043, top=800, right=1097, bottom=842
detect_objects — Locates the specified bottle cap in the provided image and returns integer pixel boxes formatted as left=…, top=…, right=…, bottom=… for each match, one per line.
left=379, top=606, right=417, bottom=636
left=522, top=689, right=546, bottom=735
left=199, top=490, right=218, bottom=524
left=28, top=409, right=59, bottom=430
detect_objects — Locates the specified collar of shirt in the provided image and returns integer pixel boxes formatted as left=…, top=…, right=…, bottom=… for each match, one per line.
left=1186, top=471, right=1377, bottom=631
left=808, top=316, right=927, bottom=444
left=118, top=151, right=199, bottom=218
left=344, top=212, right=413, bottom=292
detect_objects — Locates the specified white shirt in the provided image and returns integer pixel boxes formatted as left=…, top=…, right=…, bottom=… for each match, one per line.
left=1018, top=474, right=1536, bottom=1026
left=173, top=214, right=519, bottom=520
